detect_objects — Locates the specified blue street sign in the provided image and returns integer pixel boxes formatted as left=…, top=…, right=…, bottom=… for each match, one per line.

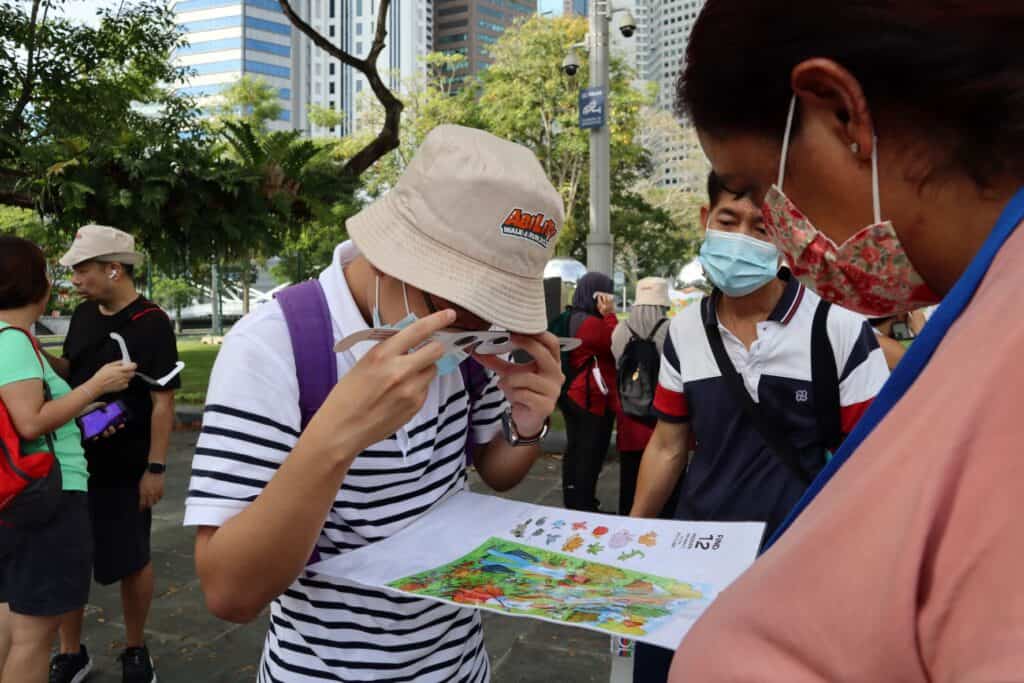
left=578, top=87, right=606, bottom=130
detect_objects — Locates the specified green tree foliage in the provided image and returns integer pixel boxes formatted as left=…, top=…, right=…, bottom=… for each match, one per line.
left=209, top=75, right=284, bottom=133
left=473, top=16, right=651, bottom=256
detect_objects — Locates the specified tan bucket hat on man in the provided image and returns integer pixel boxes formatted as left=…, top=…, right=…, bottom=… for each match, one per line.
left=347, top=124, right=565, bottom=334
left=59, top=224, right=144, bottom=267
left=634, top=277, right=673, bottom=308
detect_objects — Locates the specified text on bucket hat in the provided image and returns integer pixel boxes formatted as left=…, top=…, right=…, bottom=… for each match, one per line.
left=346, top=125, right=565, bottom=335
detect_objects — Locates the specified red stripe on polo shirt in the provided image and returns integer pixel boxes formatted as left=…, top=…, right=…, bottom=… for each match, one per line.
left=840, top=398, right=873, bottom=434
left=653, top=385, right=688, bottom=419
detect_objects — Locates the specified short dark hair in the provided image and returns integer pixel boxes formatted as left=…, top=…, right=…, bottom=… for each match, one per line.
left=0, top=235, right=49, bottom=309
left=678, top=2, right=1024, bottom=188
left=707, top=170, right=749, bottom=209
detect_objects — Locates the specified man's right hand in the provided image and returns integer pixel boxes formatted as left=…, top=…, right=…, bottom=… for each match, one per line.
left=305, top=309, right=455, bottom=458
left=88, top=360, right=137, bottom=396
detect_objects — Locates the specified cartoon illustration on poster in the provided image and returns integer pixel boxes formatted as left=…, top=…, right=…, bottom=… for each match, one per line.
left=389, top=537, right=709, bottom=639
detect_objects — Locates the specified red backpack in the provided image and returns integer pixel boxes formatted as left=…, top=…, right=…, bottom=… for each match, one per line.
left=0, top=327, right=62, bottom=527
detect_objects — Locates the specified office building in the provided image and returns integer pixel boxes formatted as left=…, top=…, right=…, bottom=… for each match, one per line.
left=173, top=0, right=434, bottom=136
left=300, top=0, right=434, bottom=136
left=630, top=0, right=706, bottom=187
left=172, top=0, right=298, bottom=131
left=433, top=0, right=537, bottom=87
left=562, top=0, right=586, bottom=15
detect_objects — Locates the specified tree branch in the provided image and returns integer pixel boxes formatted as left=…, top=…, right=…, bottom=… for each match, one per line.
left=4, top=0, right=45, bottom=137
left=278, top=0, right=403, bottom=179
left=0, top=188, right=36, bottom=209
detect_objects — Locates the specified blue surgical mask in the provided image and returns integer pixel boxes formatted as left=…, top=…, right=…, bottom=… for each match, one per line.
left=698, top=228, right=781, bottom=297
left=372, top=276, right=467, bottom=376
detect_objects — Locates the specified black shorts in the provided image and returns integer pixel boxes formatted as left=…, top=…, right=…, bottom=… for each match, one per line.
left=0, top=492, right=92, bottom=616
left=89, top=485, right=152, bottom=585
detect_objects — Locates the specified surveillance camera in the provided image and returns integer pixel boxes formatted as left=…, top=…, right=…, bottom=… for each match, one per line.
left=562, top=50, right=581, bottom=77
left=618, top=10, right=637, bottom=38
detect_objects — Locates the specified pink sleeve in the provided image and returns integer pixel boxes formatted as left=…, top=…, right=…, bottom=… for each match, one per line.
left=919, top=427, right=1024, bottom=682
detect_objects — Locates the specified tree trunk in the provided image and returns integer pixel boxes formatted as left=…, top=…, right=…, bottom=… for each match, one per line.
left=174, top=303, right=182, bottom=335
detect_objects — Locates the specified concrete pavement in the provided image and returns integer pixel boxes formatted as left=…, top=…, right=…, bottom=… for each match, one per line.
left=74, top=431, right=627, bottom=682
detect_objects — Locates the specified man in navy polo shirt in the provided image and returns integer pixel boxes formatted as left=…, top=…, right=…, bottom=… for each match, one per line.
left=629, top=173, right=889, bottom=681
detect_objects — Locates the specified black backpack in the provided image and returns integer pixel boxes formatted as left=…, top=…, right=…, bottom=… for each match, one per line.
left=548, top=307, right=595, bottom=395
left=617, top=319, right=669, bottom=419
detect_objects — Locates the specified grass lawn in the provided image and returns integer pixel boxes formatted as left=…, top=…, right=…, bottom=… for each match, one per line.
left=173, top=339, right=570, bottom=433
left=175, top=340, right=220, bottom=405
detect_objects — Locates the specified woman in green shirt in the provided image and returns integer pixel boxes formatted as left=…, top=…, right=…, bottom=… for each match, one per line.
left=0, top=236, right=135, bottom=683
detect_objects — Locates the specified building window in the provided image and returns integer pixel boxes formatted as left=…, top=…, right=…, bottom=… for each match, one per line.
left=356, top=80, right=363, bottom=92
left=437, top=5, right=467, bottom=15
left=329, top=82, right=335, bottom=94
left=436, top=33, right=468, bottom=44
left=439, top=19, right=468, bottom=29
left=357, top=0, right=363, bottom=13
left=329, top=0, right=335, bottom=18
left=329, top=25, right=335, bottom=36
left=329, top=62, right=335, bottom=75
left=478, top=20, right=504, bottom=33
left=478, top=5, right=503, bottom=20
left=356, top=23, right=363, bottom=35
left=478, top=33, right=497, bottom=44
left=356, top=41, right=363, bottom=53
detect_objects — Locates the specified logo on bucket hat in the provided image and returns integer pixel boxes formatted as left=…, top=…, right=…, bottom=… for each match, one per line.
left=500, top=208, right=559, bottom=248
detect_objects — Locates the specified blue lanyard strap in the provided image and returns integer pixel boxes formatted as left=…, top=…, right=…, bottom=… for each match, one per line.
left=764, top=186, right=1024, bottom=550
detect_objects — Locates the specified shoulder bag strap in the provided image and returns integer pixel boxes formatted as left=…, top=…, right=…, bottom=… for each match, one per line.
left=276, top=280, right=338, bottom=430
left=0, top=327, right=56, bottom=453
left=704, top=320, right=811, bottom=485
left=810, top=300, right=843, bottom=452
left=646, top=318, right=669, bottom=342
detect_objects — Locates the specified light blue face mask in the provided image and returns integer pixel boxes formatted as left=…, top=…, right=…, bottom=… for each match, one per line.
left=698, top=227, right=781, bottom=298
left=372, top=276, right=467, bottom=376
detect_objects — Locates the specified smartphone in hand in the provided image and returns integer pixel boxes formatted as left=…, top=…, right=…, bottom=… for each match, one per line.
left=77, top=401, right=130, bottom=441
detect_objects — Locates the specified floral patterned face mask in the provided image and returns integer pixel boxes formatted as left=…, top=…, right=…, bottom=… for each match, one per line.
left=761, top=96, right=939, bottom=316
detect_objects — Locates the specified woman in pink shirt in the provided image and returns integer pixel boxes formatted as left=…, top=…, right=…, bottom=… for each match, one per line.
left=663, top=2, right=1024, bottom=681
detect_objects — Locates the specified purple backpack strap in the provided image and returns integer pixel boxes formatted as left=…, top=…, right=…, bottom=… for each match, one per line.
left=460, top=357, right=490, bottom=465
left=276, top=280, right=338, bottom=567
left=276, top=280, right=338, bottom=430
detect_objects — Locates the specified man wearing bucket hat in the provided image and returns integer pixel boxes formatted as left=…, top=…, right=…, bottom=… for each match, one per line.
left=46, top=225, right=179, bottom=683
left=185, top=125, right=566, bottom=681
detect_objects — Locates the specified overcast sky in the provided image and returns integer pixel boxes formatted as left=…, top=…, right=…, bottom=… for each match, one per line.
left=55, top=0, right=139, bottom=26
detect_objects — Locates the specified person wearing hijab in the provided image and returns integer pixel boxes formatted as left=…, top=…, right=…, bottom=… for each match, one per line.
left=611, top=277, right=672, bottom=515
left=561, top=272, right=617, bottom=511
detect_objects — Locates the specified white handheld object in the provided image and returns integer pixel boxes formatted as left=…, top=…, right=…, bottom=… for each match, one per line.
left=135, top=361, right=185, bottom=387
left=334, top=328, right=582, bottom=355
left=110, top=332, right=131, bottom=366
left=109, top=332, right=186, bottom=386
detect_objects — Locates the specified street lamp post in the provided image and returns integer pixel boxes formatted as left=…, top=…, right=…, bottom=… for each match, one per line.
left=586, top=1, right=613, bottom=278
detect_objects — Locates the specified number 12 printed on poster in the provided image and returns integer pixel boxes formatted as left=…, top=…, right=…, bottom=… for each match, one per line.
left=310, top=492, right=764, bottom=649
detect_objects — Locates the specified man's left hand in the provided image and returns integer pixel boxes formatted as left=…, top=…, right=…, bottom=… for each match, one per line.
left=473, top=333, right=564, bottom=438
left=139, top=471, right=165, bottom=510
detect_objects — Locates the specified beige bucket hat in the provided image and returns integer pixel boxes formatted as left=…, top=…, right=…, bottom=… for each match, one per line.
left=347, top=125, right=565, bottom=334
left=59, top=224, right=144, bottom=267
left=634, top=277, right=673, bottom=308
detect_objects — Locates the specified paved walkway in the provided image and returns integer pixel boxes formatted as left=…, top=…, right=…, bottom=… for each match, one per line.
left=76, top=432, right=627, bottom=682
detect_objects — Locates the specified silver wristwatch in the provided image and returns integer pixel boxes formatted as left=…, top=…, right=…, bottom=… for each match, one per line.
left=500, top=409, right=550, bottom=447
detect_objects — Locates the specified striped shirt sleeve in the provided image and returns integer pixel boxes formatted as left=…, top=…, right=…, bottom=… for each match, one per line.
left=185, top=308, right=302, bottom=528
left=469, top=369, right=508, bottom=445
left=832, top=310, right=890, bottom=433
left=653, top=319, right=689, bottom=423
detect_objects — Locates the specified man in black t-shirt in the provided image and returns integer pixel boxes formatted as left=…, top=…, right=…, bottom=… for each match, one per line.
left=44, top=225, right=178, bottom=683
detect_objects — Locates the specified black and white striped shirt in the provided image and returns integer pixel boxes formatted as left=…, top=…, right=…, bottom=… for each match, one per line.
left=185, top=243, right=507, bottom=682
